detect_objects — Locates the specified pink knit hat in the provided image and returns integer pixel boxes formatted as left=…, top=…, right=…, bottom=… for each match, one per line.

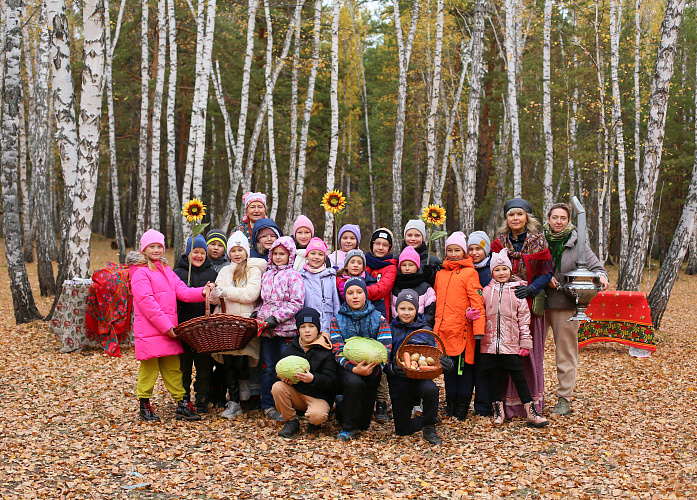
left=489, top=248, right=512, bottom=272
left=140, top=229, right=166, bottom=252
left=243, top=192, right=267, bottom=210
left=292, top=215, right=315, bottom=238
left=305, top=237, right=328, bottom=256
left=398, top=246, right=421, bottom=270
left=444, top=231, right=468, bottom=253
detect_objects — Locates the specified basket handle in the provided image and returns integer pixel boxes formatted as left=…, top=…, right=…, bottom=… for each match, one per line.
left=205, top=288, right=226, bottom=316
left=397, top=328, right=447, bottom=360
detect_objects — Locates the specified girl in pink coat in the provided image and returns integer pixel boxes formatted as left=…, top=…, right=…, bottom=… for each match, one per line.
left=256, top=236, right=305, bottom=419
left=481, top=249, right=548, bottom=428
left=130, top=229, right=215, bottom=422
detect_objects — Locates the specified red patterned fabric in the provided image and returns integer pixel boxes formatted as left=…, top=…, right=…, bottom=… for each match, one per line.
left=85, top=263, right=134, bottom=357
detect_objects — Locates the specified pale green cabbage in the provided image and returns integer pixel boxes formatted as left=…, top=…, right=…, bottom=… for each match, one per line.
left=276, top=356, right=310, bottom=384
left=342, top=337, right=388, bottom=365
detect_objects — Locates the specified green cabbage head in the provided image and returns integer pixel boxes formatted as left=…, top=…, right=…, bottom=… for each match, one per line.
left=342, top=337, right=388, bottom=365
left=276, top=355, right=310, bottom=384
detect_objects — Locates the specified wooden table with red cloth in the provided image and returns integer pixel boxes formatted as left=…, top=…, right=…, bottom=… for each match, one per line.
left=577, top=291, right=656, bottom=352
left=85, top=263, right=134, bottom=357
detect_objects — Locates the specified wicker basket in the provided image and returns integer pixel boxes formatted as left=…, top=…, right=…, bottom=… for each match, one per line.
left=396, top=329, right=446, bottom=380
left=173, top=295, right=266, bottom=354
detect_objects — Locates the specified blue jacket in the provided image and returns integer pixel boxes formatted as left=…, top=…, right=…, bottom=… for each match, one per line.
left=299, top=266, right=340, bottom=333
left=250, top=218, right=283, bottom=259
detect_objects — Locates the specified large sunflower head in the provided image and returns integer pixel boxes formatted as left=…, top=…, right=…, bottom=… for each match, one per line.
left=321, top=190, right=347, bottom=214
left=182, top=198, right=206, bottom=222
left=421, top=204, right=446, bottom=226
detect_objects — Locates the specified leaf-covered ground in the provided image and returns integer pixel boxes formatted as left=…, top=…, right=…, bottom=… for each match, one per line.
left=1, top=237, right=696, bottom=499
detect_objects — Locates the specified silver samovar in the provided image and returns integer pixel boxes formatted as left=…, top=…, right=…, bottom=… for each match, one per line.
left=560, top=197, right=602, bottom=322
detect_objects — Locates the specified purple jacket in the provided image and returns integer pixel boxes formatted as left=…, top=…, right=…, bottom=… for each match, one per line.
left=300, top=265, right=340, bottom=332
left=257, top=237, right=305, bottom=337
left=130, top=261, right=205, bottom=361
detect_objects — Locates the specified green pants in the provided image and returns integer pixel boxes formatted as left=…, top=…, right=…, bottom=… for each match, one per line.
left=137, top=355, right=186, bottom=401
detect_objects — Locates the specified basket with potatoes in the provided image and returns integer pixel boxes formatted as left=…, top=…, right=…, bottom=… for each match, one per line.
left=396, top=329, right=447, bottom=380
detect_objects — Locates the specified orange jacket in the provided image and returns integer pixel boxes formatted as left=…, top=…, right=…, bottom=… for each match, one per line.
left=433, top=257, right=485, bottom=362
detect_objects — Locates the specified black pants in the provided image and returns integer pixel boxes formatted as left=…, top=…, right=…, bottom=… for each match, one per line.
left=480, top=353, right=532, bottom=404
left=473, top=339, right=491, bottom=414
left=443, top=354, right=474, bottom=398
left=180, top=343, right=212, bottom=401
left=387, top=376, right=439, bottom=436
left=338, top=369, right=381, bottom=432
left=222, top=354, right=249, bottom=403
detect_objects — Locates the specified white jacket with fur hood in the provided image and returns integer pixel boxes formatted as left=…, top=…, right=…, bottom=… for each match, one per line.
left=211, top=258, right=268, bottom=317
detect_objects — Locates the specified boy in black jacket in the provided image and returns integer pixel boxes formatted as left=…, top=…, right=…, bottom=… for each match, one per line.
left=272, top=307, right=338, bottom=437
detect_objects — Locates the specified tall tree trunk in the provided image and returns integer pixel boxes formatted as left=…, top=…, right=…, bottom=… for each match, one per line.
left=634, top=0, right=642, bottom=183
left=2, top=0, right=42, bottom=322
left=505, top=0, right=522, bottom=198
left=686, top=228, right=697, bottom=275
left=166, top=0, right=183, bottom=252
left=594, top=0, right=611, bottom=263
left=264, top=0, right=279, bottom=221
left=19, top=94, right=33, bottom=262
left=618, top=0, right=686, bottom=291
left=610, top=0, right=629, bottom=269
left=486, top=97, right=510, bottom=236
left=104, top=0, right=127, bottom=261
left=220, top=0, right=259, bottom=231
left=149, top=0, right=167, bottom=231
left=212, top=61, right=237, bottom=223
left=461, top=0, right=486, bottom=233
left=420, top=0, right=445, bottom=211
left=33, top=0, right=56, bottom=294
left=292, top=0, right=322, bottom=222
left=391, top=0, right=420, bottom=240
left=283, top=19, right=301, bottom=234
left=136, top=0, right=149, bottom=243
left=323, top=0, right=341, bottom=246
left=542, top=0, right=553, bottom=215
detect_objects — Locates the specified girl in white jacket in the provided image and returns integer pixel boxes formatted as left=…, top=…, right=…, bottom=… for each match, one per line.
left=211, top=230, right=268, bottom=418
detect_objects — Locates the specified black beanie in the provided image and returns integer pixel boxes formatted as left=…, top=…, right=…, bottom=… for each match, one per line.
left=370, top=228, right=394, bottom=250
left=295, top=307, right=321, bottom=331
left=206, top=228, right=228, bottom=248
left=503, top=198, right=533, bottom=216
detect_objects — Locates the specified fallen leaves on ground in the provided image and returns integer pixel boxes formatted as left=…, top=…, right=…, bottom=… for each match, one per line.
left=0, top=239, right=695, bottom=498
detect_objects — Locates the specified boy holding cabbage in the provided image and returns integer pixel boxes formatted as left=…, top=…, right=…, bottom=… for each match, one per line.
left=272, top=308, right=338, bottom=438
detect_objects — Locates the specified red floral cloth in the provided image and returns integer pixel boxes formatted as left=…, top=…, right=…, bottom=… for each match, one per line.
left=85, top=263, right=133, bottom=357
left=578, top=291, right=656, bottom=352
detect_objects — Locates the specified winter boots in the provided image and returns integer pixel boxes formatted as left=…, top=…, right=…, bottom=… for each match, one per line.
left=492, top=401, right=504, bottom=425
left=175, top=400, right=202, bottom=421
left=139, top=399, right=160, bottom=422
left=524, top=402, right=549, bottom=428
left=422, top=425, right=442, bottom=445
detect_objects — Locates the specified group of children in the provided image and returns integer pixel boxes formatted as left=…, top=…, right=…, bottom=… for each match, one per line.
left=130, top=207, right=548, bottom=446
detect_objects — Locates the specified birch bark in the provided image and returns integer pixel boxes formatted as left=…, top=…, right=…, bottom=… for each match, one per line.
left=264, top=0, right=279, bottom=221
left=149, top=0, right=167, bottom=231
left=486, top=98, right=510, bottom=236
left=19, top=95, right=33, bottom=262
left=283, top=20, right=301, bottom=234
left=542, top=0, right=553, bottom=215
left=686, top=228, right=697, bottom=275
left=505, top=0, right=522, bottom=197
left=595, top=0, right=610, bottom=263
left=618, top=0, right=686, bottom=291
left=634, top=0, right=642, bottom=182
left=2, top=0, right=42, bottom=322
left=324, top=0, right=341, bottom=245
left=136, top=0, right=149, bottom=243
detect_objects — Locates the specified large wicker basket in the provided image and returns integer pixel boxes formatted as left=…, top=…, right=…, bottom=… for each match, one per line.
left=396, top=329, right=446, bottom=380
left=173, top=295, right=266, bottom=354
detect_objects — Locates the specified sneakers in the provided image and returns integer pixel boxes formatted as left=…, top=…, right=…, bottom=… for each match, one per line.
left=551, top=397, right=571, bottom=416
left=221, top=401, right=243, bottom=419
left=139, top=399, right=160, bottom=422
left=239, top=380, right=251, bottom=401
left=336, top=429, right=359, bottom=442
left=375, top=401, right=388, bottom=424
left=524, top=402, right=549, bottom=428
left=492, top=401, right=504, bottom=425
left=175, top=400, right=202, bottom=421
left=306, top=423, right=322, bottom=435
left=264, top=407, right=285, bottom=421
left=422, top=425, right=442, bottom=445
left=278, top=419, right=300, bottom=438
left=196, top=396, right=209, bottom=414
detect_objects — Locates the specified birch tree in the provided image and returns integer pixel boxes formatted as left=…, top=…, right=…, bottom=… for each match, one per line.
left=149, top=0, right=167, bottom=231
left=136, top=0, right=149, bottom=242
left=19, top=95, right=32, bottom=262
left=610, top=0, right=629, bottom=268
left=283, top=18, right=302, bottom=234
left=686, top=230, right=697, bottom=275
left=264, top=0, right=279, bottom=220
left=542, top=0, right=553, bottom=215
left=594, top=0, right=611, bottom=263
left=324, top=0, right=341, bottom=244
left=2, top=0, right=42, bottom=322
left=618, top=0, right=686, bottom=291
left=505, top=0, right=522, bottom=197
left=391, top=0, right=421, bottom=239
left=634, top=0, right=642, bottom=182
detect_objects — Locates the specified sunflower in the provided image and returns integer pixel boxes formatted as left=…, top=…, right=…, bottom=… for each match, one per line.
left=321, top=190, right=347, bottom=214
left=182, top=198, right=206, bottom=222
left=422, top=204, right=446, bottom=226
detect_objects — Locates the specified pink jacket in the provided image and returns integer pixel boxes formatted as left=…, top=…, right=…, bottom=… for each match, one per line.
left=481, top=278, right=533, bottom=355
left=130, top=262, right=205, bottom=361
left=257, top=237, right=305, bottom=338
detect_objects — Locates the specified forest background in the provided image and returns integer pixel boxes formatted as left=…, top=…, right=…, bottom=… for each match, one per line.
left=1, top=0, right=696, bottom=325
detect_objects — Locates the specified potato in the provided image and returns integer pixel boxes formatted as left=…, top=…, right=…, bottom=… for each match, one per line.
left=411, top=353, right=420, bottom=362
left=418, top=358, right=428, bottom=367
left=426, top=357, right=435, bottom=366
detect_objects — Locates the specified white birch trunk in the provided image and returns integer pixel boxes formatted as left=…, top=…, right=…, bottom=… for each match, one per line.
left=220, top=0, right=259, bottom=231
left=292, top=0, right=322, bottom=222
left=324, top=0, right=341, bottom=245
left=264, top=0, right=279, bottom=221
left=505, top=0, right=522, bottom=198
left=634, top=0, right=642, bottom=183
left=610, top=0, right=629, bottom=269
left=542, top=0, right=554, bottom=215
left=595, top=0, right=611, bottom=263
left=0, top=0, right=5, bottom=125
left=392, top=0, right=421, bottom=239
left=618, top=0, right=686, bottom=291
left=486, top=98, right=510, bottom=236
left=136, top=0, right=149, bottom=243
left=149, top=0, right=167, bottom=231
left=686, top=226, right=697, bottom=275
left=166, top=0, right=184, bottom=253
left=420, top=0, right=445, bottom=211
left=283, top=21, right=301, bottom=234
left=2, top=0, right=41, bottom=322
left=19, top=96, right=33, bottom=262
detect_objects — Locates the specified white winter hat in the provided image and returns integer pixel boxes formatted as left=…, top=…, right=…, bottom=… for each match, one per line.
left=228, top=230, right=251, bottom=259
left=404, top=219, right=427, bottom=241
